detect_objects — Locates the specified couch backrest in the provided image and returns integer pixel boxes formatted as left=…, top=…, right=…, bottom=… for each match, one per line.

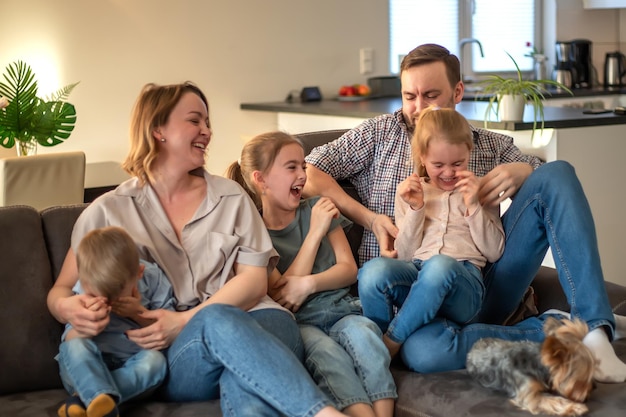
left=0, top=206, right=63, bottom=394
left=0, top=204, right=87, bottom=395
left=294, top=130, right=364, bottom=266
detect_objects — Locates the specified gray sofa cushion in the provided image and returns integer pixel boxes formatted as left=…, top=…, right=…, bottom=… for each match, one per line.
left=0, top=206, right=62, bottom=394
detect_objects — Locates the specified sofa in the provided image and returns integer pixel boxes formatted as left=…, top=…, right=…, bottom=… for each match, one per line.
left=1, top=131, right=625, bottom=417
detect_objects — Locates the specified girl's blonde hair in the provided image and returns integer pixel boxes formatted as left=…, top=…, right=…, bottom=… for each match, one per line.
left=412, top=106, right=473, bottom=177
left=122, top=82, right=209, bottom=185
left=76, top=226, right=140, bottom=301
left=225, top=131, right=302, bottom=210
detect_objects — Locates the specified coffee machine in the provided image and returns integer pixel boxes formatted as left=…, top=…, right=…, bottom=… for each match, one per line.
left=554, top=39, right=593, bottom=88
left=570, top=39, right=593, bottom=88
left=554, top=41, right=574, bottom=88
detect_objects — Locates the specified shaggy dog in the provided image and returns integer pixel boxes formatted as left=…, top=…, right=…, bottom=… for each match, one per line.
left=466, top=317, right=596, bottom=416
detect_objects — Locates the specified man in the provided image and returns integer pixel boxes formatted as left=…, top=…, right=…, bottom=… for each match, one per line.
left=303, top=43, right=626, bottom=382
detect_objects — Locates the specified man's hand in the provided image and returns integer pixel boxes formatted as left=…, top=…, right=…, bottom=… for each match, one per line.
left=371, top=214, right=398, bottom=258
left=478, top=163, right=533, bottom=207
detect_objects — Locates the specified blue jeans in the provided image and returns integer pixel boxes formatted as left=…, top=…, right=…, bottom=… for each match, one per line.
left=359, top=255, right=483, bottom=345
left=358, top=161, right=615, bottom=373
left=161, top=304, right=332, bottom=417
left=300, top=315, right=397, bottom=410
left=57, top=338, right=167, bottom=406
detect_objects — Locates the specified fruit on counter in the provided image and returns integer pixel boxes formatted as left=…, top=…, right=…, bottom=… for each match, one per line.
left=338, top=84, right=371, bottom=97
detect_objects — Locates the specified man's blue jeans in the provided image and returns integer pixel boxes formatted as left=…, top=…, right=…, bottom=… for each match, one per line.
left=161, top=304, right=332, bottom=417
left=58, top=338, right=167, bottom=406
left=358, top=161, right=615, bottom=373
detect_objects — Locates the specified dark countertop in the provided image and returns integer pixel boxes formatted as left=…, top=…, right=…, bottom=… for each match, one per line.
left=462, top=85, right=626, bottom=101
left=241, top=96, right=626, bottom=131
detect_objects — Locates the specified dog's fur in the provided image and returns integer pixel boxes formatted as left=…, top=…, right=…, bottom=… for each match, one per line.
left=466, top=317, right=596, bottom=416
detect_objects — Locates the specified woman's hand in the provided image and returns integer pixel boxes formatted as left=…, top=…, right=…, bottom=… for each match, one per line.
left=125, top=309, right=189, bottom=350
left=58, top=294, right=110, bottom=337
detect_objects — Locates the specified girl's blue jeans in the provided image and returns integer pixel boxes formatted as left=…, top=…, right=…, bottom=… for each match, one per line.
left=363, top=255, right=484, bottom=345
left=358, top=161, right=615, bottom=373
left=57, top=338, right=167, bottom=406
left=299, top=312, right=397, bottom=410
left=161, top=304, right=332, bottom=417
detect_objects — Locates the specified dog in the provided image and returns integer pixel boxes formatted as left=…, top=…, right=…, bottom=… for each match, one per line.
left=466, top=317, right=596, bottom=416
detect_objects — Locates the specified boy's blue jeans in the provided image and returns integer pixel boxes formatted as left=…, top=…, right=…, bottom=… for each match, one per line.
left=358, top=161, right=615, bottom=373
left=57, top=338, right=167, bottom=406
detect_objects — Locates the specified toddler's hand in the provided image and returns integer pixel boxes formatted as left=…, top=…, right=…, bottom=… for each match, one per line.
left=397, top=173, right=424, bottom=210
left=455, top=170, right=480, bottom=213
left=309, top=197, right=339, bottom=239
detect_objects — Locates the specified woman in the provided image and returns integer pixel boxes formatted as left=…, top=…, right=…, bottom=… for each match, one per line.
left=47, top=82, right=346, bottom=417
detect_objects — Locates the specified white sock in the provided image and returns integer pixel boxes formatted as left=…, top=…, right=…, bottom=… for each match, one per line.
left=614, top=314, right=626, bottom=340
left=583, top=327, right=626, bottom=383
left=543, top=309, right=571, bottom=319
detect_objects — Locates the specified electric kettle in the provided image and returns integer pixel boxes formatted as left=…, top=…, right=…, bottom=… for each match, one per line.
left=604, top=52, right=626, bottom=87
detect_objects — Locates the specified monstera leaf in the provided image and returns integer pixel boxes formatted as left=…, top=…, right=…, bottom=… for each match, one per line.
left=0, top=60, right=78, bottom=149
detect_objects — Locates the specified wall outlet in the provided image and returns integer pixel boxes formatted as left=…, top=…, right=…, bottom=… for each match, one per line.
left=360, top=47, right=374, bottom=75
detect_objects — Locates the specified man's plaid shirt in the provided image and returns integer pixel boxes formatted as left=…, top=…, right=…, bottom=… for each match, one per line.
left=305, top=109, right=543, bottom=266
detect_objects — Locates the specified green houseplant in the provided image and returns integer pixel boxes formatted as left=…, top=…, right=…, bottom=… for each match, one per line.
left=0, top=60, right=78, bottom=156
left=477, top=52, right=572, bottom=135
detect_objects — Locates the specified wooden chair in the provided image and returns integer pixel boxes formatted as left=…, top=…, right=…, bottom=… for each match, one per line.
left=0, top=151, right=86, bottom=210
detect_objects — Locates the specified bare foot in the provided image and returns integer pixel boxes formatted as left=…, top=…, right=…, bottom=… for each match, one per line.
left=383, top=334, right=401, bottom=358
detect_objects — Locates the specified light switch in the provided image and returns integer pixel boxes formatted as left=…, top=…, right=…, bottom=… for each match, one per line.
left=360, top=47, right=374, bottom=75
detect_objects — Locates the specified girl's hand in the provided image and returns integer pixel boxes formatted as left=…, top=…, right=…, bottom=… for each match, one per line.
left=309, top=197, right=339, bottom=240
left=60, top=294, right=110, bottom=337
left=397, top=173, right=424, bottom=210
left=125, top=309, right=188, bottom=350
left=455, top=170, right=480, bottom=213
left=275, top=274, right=315, bottom=312
left=111, top=286, right=144, bottom=318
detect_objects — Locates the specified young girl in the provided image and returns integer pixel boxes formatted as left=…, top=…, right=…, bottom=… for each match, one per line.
left=227, top=131, right=397, bottom=417
left=360, top=106, right=505, bottom=358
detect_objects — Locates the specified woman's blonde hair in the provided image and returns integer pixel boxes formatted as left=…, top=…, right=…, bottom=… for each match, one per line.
left=76, top=226, right=140, bottom=301
left=412, top=106, right=473, bottom=177
left=122, top=82, right=208, bottom=185
left=225, top=131, right=302, bottom=210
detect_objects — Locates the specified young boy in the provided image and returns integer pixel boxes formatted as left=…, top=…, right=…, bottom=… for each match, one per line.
left=56, top=226, right=176, bottom=417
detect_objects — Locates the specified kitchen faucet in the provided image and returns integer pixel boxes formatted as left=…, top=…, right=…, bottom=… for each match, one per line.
left=459, top=38, right=484, bottom=83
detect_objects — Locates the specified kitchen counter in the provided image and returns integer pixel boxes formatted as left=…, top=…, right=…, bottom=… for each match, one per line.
left=240, top=97, right=626, bottom=130
left=462, top=85, right=626, bottom=101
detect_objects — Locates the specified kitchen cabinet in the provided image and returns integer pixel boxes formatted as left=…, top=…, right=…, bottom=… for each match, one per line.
left=583, top=0, right=626, bottom=8
left=241, top=98, right=626, bottom=287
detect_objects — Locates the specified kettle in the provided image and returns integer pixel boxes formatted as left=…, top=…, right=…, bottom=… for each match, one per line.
left=604, top=52, right=626, bottom=87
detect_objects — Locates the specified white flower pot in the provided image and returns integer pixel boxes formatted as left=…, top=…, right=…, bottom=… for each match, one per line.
left=498, top=94, right=526, bottom=121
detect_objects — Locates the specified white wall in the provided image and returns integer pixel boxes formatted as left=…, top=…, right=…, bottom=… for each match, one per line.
left=0, top=0, right=389, bottom=175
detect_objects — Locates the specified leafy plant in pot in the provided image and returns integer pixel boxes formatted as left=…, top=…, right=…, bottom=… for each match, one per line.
left=477, top=52, right=572, bottom=136
left=0, top=60, right=79, bottom=156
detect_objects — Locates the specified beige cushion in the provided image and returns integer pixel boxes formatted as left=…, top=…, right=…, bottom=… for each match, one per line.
left=0, top=151, right=86, bottom=210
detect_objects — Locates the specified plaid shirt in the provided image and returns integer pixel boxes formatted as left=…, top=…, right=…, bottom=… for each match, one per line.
left=305, top=109, right=543, bottom=265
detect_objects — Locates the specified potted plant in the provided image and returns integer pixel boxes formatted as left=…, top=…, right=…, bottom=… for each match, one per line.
left=0, top=60, right=78, bottom=156
left=477, top=52, right=572, bottom=136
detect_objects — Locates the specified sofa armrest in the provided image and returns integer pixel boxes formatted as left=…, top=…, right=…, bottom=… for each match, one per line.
left=531, top=266, right=626, bottom=315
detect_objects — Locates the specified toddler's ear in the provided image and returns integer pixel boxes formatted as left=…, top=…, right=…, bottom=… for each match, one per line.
left=137, top=263, right=145, bottom=279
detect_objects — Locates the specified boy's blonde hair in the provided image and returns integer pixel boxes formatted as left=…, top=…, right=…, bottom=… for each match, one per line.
left=225, top=131, right=302, bottom=210
left=412, top=107, right=473, bottom=177
left=76, top=226, right=140, bottom=301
